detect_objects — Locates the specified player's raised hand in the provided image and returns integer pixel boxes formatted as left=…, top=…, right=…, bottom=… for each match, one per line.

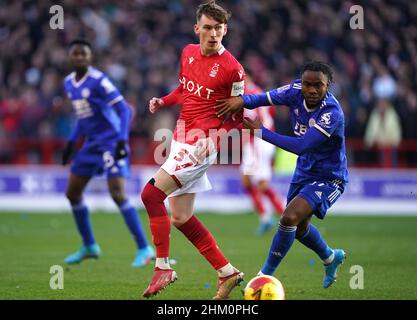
left=149, top=97, right=164, bottom=113
left=215, top=96, right=244, bottom=120
left=243, top=116, right=263, bottom=135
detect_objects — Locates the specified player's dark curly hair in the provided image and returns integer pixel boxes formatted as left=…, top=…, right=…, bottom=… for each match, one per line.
left=196, top=1, right=231, bottom=24
left=302, top=61, right=334, bottom=84
left=69, top=39, right=92, bottom=50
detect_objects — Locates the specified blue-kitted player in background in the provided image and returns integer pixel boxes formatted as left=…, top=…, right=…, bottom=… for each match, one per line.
left=62, top=39, right=155, bottom=267
left=216, top=61, right=348, bottom=288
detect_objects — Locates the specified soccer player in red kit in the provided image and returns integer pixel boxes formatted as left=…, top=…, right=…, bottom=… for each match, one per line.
left=141, top=1, right=245, bottom=299
left=240, top=76, right=285, bottom=236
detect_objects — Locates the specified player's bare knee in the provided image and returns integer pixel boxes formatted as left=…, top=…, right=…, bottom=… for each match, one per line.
left=110, top=192, right=126, bottom=206
left=108, top=184, right=124, bottom=205
left=280, top=211, right=300, bottom=227
left=170, top=209, right=191, bottom=227
left=171, top=215, right=184, bottom=228
left=171, top=206, right=193, bottom=226
left=65, top=189, right=82, bottom=205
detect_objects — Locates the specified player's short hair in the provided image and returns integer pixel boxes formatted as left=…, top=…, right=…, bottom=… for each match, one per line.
left=302, top=61, right=333, bottom=83
left=69, top=39, right=92, bottom=50
left=196, top=0, right=231, bottom=24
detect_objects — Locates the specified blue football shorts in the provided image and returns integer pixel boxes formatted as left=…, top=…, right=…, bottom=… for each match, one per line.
left=286, top=179, right=345, bottom=219
left=71, top=142, right=130, bottom=178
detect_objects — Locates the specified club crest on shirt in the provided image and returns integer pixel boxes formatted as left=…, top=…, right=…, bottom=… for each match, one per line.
left=319, top=112, right=332, bottom=126
left=209, top=63, right=220, bottom=78
left=81, top=88, right=90, bottom=98
left=189, top=57, right=194, bottom=64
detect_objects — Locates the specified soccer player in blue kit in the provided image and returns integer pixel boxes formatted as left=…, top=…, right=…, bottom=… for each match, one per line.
left=216, top=61, right=347, bottom=288
left=62, top=39, right=154, bottom=267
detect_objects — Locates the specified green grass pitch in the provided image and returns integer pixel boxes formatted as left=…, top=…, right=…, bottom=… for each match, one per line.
left=0, top=212, right=416, bottom=299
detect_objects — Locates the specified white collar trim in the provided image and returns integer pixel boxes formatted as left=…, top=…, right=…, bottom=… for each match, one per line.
left=303, top=99, right=319, bottom=113
left=71, top=67, right=91, bottom=88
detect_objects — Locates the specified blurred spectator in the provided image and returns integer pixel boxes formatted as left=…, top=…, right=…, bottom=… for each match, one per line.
left=365, top=99, right=402, bottom=168
left=0, top=0, right=416, bottom=166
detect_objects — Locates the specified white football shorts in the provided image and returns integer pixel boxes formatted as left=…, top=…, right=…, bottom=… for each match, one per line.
left=240, top=137, right=276, bottom=182
left=162, top=139, right=218, bottom=197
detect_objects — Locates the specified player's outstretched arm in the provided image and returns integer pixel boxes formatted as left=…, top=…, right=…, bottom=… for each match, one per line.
left=260, top=126, right=328, bottom=155
left=244, top=116, right=328, bottom=156
left=150, top=84, right=183, bottom=113
left=216, top=92, right=272, bottom=119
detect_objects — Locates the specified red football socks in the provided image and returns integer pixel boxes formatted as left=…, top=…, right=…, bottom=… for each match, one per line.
left=141, top=182, right=171, bottom=258
left=177, top=215, right=228, bottom=270
left=263, top=187, right=285, bottom=215
left=244, top=185, right=265, bottom=215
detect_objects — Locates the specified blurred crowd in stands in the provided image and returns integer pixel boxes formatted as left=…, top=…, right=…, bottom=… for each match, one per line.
left=0, top=0, right=416, bottom=166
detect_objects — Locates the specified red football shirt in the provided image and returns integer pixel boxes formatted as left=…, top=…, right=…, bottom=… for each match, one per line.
left=162, top=44, right=245, bottom=145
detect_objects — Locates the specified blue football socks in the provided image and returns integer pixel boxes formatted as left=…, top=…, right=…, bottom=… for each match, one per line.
left=298, top=224, right=334, bottom=261
left=72, top=201, right=96, bottom=246
left=119, top=200, right=148, bottom=249
left=261, top=223, right=297, bottom=275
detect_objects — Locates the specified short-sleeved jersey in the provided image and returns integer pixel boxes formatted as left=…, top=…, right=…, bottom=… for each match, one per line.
left=266, top=79, right=348, bottom=184
left=63, top=67, right=124, bottom=145
left=175, top=44, right=245, bottom=144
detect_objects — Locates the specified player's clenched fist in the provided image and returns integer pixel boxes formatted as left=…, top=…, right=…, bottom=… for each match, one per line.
left=149, top=97, right=164, bottom=113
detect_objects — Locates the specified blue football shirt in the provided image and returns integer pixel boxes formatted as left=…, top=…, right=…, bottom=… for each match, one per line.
left=63, top=67, right=124, bottom=146
left=254, top=79, right=348, bottom=184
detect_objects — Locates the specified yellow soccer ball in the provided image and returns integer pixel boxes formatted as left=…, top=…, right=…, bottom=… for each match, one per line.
left=244, top=275, right=285, bottom=300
